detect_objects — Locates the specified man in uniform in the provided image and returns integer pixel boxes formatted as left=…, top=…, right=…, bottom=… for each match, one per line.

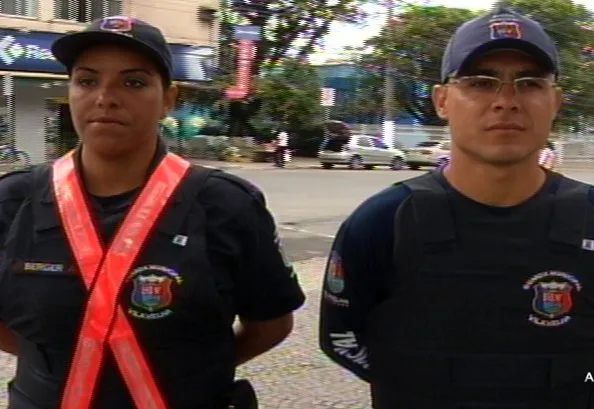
left=319, top=7, right=594, bottom=409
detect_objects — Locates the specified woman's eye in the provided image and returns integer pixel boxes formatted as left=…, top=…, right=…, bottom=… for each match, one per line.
left=126, top=79, right=146, bottom=88
left=77, top=78, right=96, bottom=87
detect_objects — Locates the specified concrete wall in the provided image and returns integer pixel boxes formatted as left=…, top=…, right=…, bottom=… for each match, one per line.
left=13, top=78, right=66, bottom=163
left=0, top=0, right=220, bottom=46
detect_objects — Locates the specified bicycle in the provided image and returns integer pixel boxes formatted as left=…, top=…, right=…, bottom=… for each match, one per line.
left=0, top=144, right=31, bottom=166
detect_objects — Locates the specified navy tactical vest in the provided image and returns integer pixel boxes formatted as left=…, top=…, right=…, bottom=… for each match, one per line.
left=366, top=171, right=594, bottom=409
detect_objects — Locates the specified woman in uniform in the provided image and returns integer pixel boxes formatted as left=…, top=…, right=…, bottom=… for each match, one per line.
left=0, top=16, right=305, bottom=409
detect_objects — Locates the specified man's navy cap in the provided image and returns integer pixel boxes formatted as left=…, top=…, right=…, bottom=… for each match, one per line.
left=52, top=16, right=173, bottom=83
left=441, top=7, right=560, bottom=82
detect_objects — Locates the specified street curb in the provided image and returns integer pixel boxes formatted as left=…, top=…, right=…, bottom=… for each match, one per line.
left=202, top=164, right=321, bottom=171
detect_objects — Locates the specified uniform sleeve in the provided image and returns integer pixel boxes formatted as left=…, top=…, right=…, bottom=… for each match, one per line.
left=232, top=191, right=306, bottom=321
left=318, top=186, right=407, bottom=382
left=0, top=171, right=32, bottom=319
left=0, top=173, right=30, bottom=246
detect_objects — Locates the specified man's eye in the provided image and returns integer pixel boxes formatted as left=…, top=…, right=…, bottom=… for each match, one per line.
left=517, top=79, right=545, bottom=89
left=469, top=79, right=496, bottom=88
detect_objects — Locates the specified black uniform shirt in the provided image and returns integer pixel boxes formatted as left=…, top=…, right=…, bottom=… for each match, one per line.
left=0, top=145, right=306, bottom=409
left=319, top=169, right=594, bottom=382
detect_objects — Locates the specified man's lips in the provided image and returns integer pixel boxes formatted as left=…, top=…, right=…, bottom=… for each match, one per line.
left=486, top=123, right=526, bottom=131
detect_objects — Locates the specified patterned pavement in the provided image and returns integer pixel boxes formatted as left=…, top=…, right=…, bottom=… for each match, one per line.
left=0, top=258, right=372, bottom=409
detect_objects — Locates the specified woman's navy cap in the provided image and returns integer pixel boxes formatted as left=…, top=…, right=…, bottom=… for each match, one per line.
left=441, top=7, right=560, bottom=82
left=51, top=16, right=173, bottom=83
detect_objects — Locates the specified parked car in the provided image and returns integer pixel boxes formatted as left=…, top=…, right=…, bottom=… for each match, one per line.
left=318, top=134, right=407, bottom=170
left=405, top=140, right=451, bottom=170
left=434, top=140, right=564, bottom=170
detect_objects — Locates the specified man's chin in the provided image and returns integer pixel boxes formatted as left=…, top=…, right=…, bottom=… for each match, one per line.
left=463, top=146, right=538, bottom=167
left=480, top=154, right=536, bottom=167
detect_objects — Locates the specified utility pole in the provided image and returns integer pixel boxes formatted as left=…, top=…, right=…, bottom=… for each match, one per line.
left=383, top=0, right=396, bottom=149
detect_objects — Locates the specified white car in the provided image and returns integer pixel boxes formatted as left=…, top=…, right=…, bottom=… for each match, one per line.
left=405, top=140, right=451, bottom=169
left=318, top=135, right=407, bottom=170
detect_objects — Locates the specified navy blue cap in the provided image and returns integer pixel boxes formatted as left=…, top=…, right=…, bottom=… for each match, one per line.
left=441, top=7, right=560, bottom=82
left=52, top=16, right=173, bottom=83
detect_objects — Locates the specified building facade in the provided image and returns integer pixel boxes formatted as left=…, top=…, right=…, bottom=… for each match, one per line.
left=0, top=0, right=220, bottom=163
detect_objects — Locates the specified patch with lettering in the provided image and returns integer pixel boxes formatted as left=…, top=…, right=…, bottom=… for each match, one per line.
left=128, top=264, right=183, bottom=320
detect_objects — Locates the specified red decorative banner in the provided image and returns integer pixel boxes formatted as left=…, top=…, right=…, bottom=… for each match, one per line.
left=226, top=39, right=257, bottom=100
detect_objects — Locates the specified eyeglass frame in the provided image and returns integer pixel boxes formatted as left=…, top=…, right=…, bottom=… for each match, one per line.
left=446, top=75, right=558, bottom=99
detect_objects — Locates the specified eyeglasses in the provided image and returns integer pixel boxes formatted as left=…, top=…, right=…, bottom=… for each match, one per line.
left=448, top=75, right=556, bottom=99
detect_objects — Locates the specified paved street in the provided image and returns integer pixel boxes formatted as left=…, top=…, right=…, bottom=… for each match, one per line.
left=230, top=166, right=594, bottom=261
left=232, top=167, right=429, bottom=261
left=2, top=166, right=594, bottom=408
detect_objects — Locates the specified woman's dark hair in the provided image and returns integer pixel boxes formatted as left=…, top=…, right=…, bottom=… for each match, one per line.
left=546, top=141, right=555, bottom=150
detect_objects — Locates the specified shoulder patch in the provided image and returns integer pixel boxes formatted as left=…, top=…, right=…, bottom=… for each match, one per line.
left=326, top=251, right=345, bottom=294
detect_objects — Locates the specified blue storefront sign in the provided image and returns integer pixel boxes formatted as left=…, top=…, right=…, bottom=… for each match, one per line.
left=169, top=44, right=215, bottom=82
left=0, top=29, right=214, bottom=82
left=234, top=25, right=261, bottom=41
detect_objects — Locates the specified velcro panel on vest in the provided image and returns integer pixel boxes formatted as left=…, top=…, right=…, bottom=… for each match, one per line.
left=403, top=173, right=456, bottom=246
left=382, top=354, right=594, bottom=408
left=547, top=177, right=590, bottom=251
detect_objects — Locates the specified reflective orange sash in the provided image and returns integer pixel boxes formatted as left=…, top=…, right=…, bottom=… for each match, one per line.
left=53, top=150, right=190, bottom=409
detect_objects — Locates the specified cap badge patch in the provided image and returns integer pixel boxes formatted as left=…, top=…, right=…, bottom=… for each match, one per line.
left=489, top=20, right=522, bottom=40
left=100, top=16, right=133, bottom=33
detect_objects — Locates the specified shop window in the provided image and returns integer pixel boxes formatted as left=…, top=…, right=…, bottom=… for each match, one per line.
left=0, top=0, right=38, bottom=17
left=54, top=0, right=122, bottom=23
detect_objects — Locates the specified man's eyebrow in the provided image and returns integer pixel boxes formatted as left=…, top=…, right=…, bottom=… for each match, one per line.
left=463, top=68, right=550, bottom=78
left=515, top=69, right=550, bottom=78
left=461, top=68, right=497, bottom=76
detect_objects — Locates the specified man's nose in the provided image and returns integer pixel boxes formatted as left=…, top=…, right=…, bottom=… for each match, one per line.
left=492, top=82, right=520, bottom=111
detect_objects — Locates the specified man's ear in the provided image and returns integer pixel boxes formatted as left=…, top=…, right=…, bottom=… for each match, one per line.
left=432, top=84, right=449, bottom=120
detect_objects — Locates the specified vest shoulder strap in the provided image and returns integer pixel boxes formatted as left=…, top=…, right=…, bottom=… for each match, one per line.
left=548, top=175, right=591, bottom=249
left=145, top=164, right=214, bottom=235
left=401, top=172, right=592, bottom=250
left=401, top=171, right=456, bottom=245
left=177, top=164, right=215, bottom=207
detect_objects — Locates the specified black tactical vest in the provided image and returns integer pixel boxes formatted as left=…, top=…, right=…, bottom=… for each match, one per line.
left=366, top=171, right=594, bottom=409
left=1, top=164, right=241, bottom=409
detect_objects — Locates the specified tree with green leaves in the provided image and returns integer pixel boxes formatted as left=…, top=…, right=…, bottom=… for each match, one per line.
left=498, top=0, right=594, bottom=131
left=354, top=5, right=480, bottom=125
left=218, top=0, right=367, bottom=136
left=252, top=58, right=323, bottom=136
left=355, top=0, right=594, bottom=128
